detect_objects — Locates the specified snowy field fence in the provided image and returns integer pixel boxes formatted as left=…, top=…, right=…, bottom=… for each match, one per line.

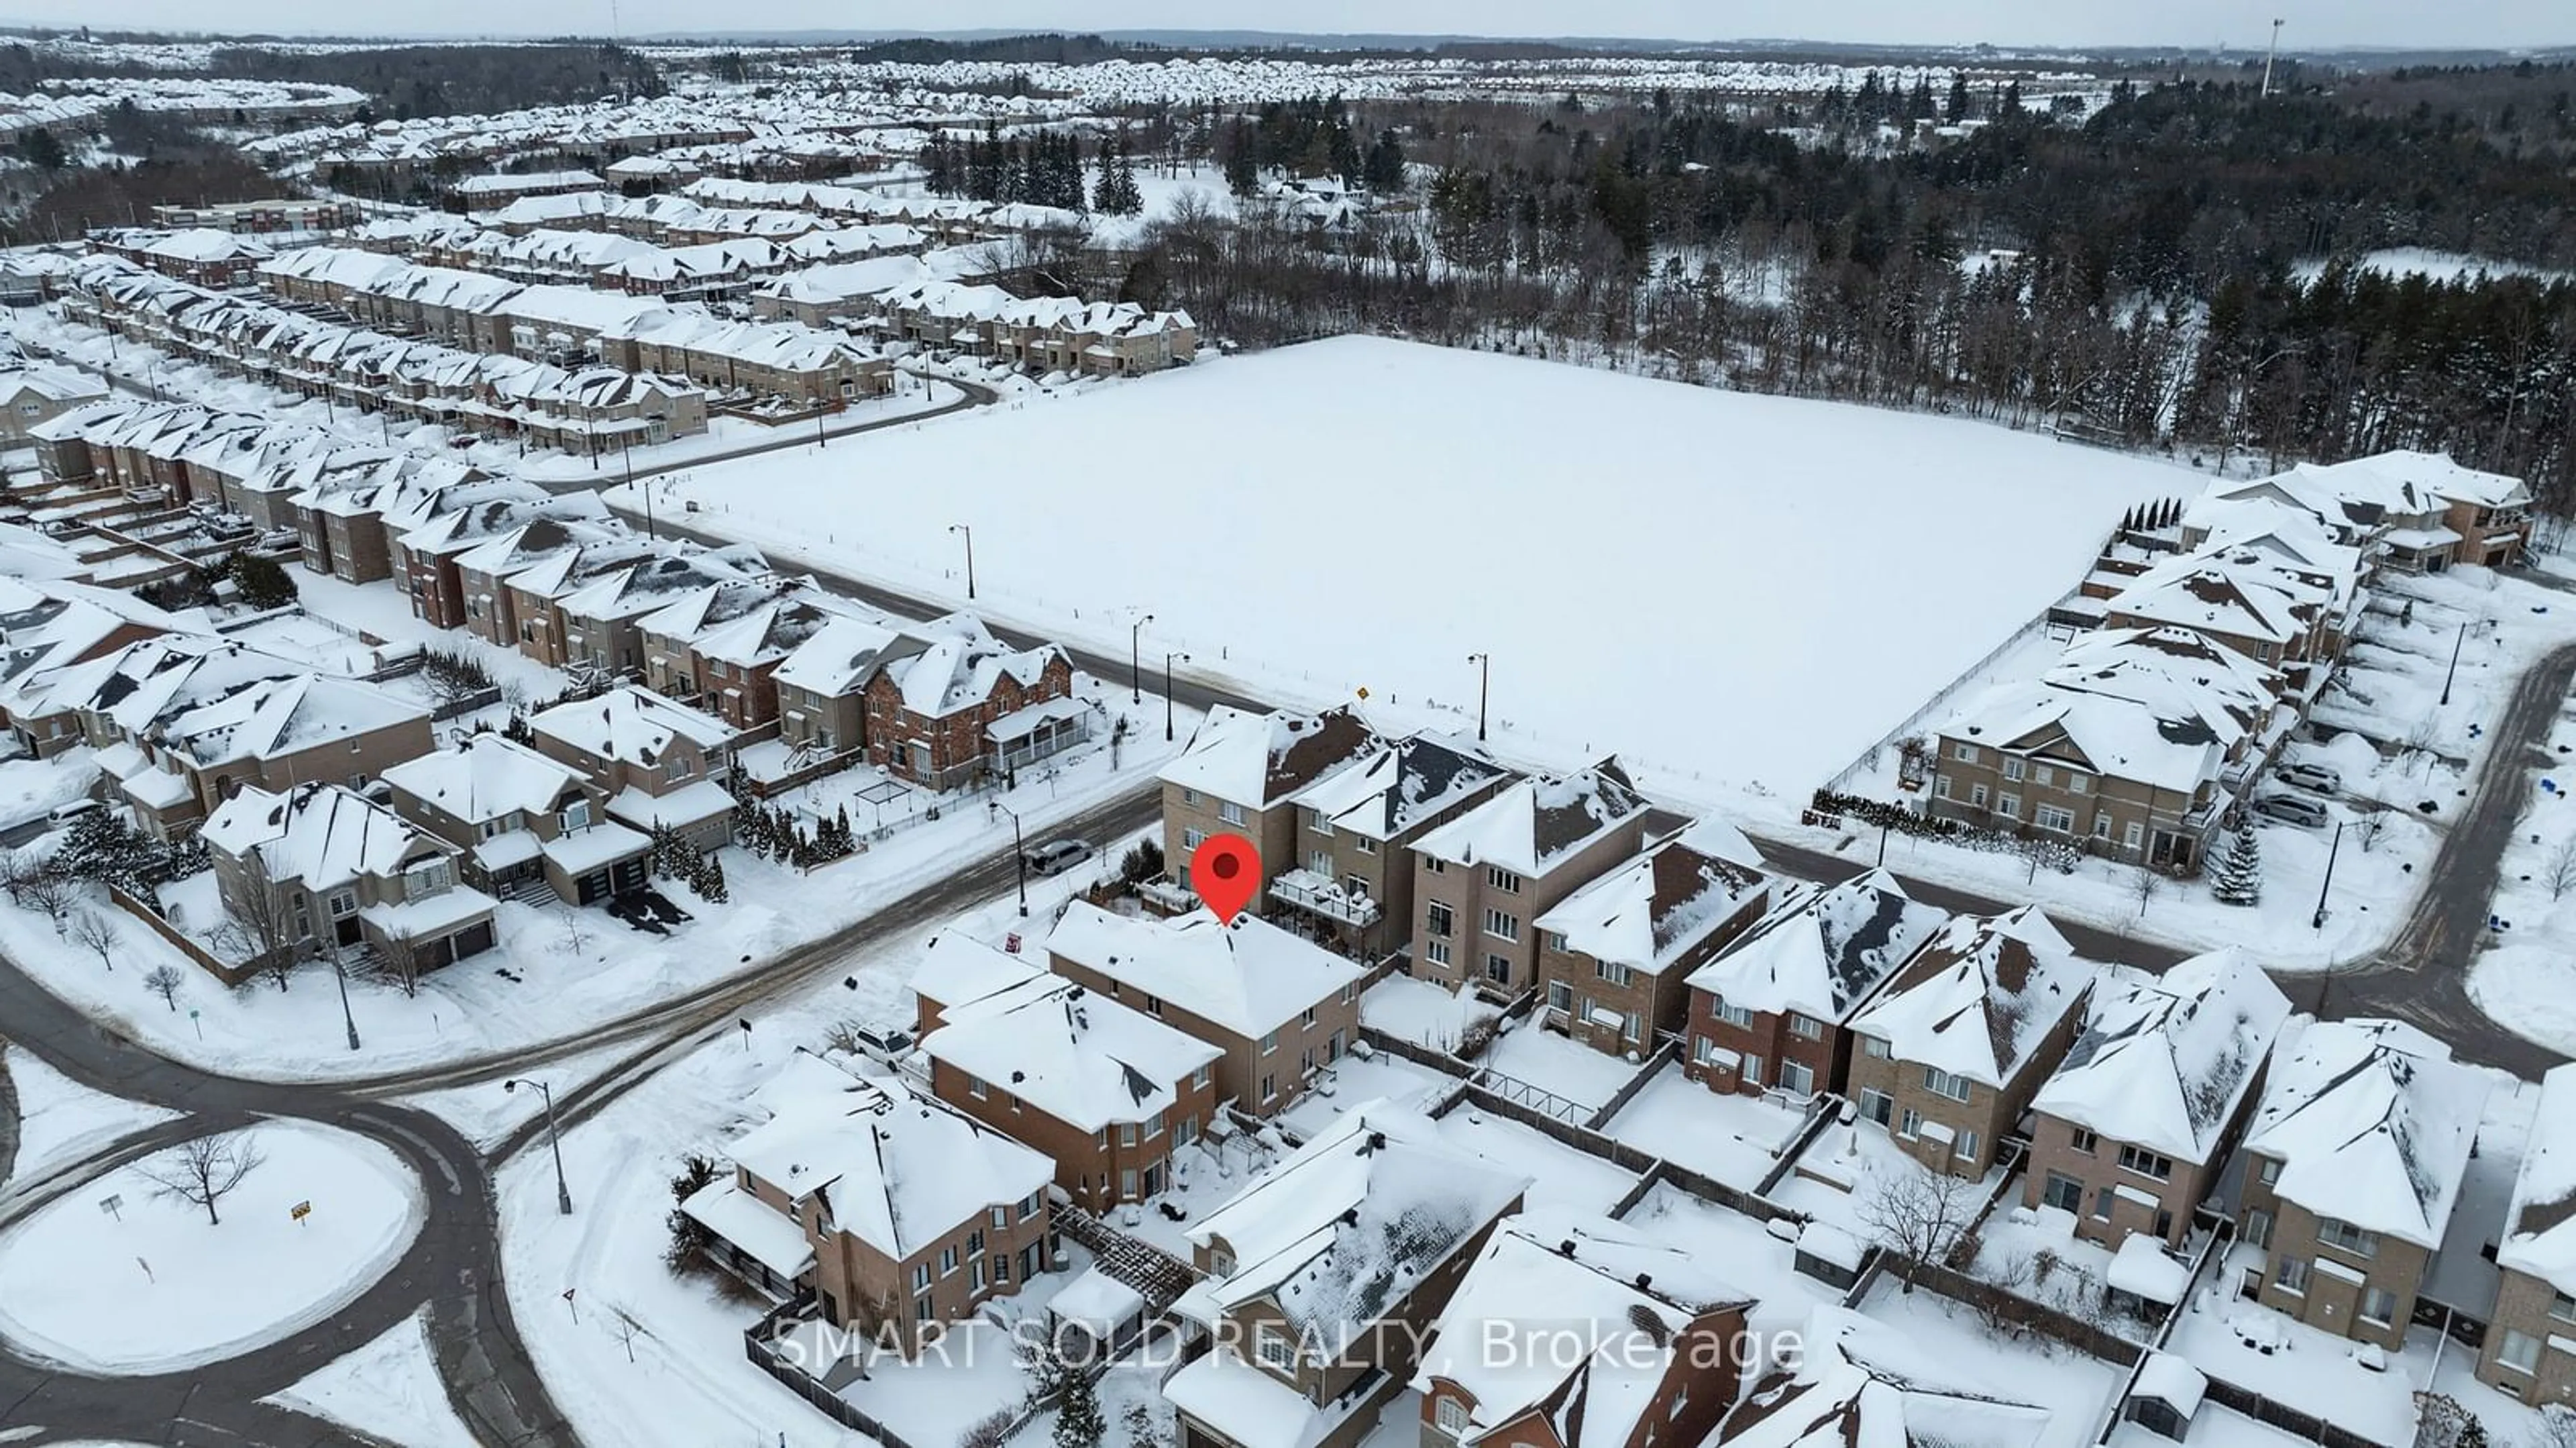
left=1824, top=607, right=2059, bottom=795
left=741, top=1318, right=919, bottom=1448
left=2195, top=1374, right=2392, bottom=1448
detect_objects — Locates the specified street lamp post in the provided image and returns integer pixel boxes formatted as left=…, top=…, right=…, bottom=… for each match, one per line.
left=1130, top=613, right=1154, bottom=704
left=506, top=1078, right=574, bottom=1214
left=2439, top=621, right=2468, bottom=707
left=949, top=524, right=975, bottom=600
left=1165, top=650, right=1189, bottom=741
left=2310, top=819, right=2345, bottom=930
left=329, top=942, right=360, bottom=1051
left=994, top=800, right=1028, bottom=916
left=1466, top=652, right=1491, bottom=741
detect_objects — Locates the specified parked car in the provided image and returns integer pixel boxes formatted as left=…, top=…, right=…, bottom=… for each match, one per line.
left=1024, top=838, right=1095, bottom=876
left=46, top=798, right=102, bottom=827
left=2251, top=794, right=2329, bottom=828
left=2275, top=762, right=2343, bottom=794
left=844, top=1023, right=914, bottom=1067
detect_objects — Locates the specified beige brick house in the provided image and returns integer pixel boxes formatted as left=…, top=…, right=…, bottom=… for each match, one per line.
left=770, top=614, right=904, bottom=766
left=1845, top=907, right=2095, bottom=1178
left=203, top=781, right=498, bottom=974
left=1272, top=733, right=1514, bottom=960
left=527, top=684, right=739, bottom=855
left=911, top=933, right=1222, bottom=1211
left=382, top=733, right=649, bottom=908
left=1532, top=818, right=1772, bottom=1059
left=1167, top=1107, right=1528, bottom=1448
left=2234, top=1019, right=2487, bottom=1351
left=1413, top=1210, right=1752, bottom=1448
left=1407, top=760, right=1667, bottom=998
left=679, top=1052, right=1055, bottom=1356
left=2024, top=948, right=2290, bottom=1251
left=1159, top=704, right=1379, bottom=911
left=1046, top=902, right=1365, bottom=1118
left=1682, top=867, right=1949, bottom=1102
left=2481, top=1063, right=2576, bottom=1402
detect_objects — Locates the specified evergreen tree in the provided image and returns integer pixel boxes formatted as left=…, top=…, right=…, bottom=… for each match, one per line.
left=1946, top=72, right=1972, bottom=123
left=2210, top=830, right=2262, bottom=907
left=1093, top=135, right=1144, bottom=215
left=700, top=853, right=728, bottom=904
left=1907, top=77, right=1937, bottom=121
left=1363, top=127, right=1406, bottom=193
left=17, top=126, right=64, bottom=172
left=1053, top=1366, right=1106, bottom=1448
left=2002, top=80, right=2025, bottom=117
left=1219, top=117, right=1259, bottom=197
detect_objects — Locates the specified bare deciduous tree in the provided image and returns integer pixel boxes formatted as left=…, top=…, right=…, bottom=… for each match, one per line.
left=215, top=850, right=301, bottom=991
left=2547, top=837, right=2576, bottom=901
left=368, top=930, right=424, bottom=998
left=143, top=964, right=186, bottom=1012
left=68, top=908, right=121, bottom=973
left=138, top=1131, right=266, bottom=1226
left=1856, top=1157, right=1981, bottom=1294
left=2131, top=867, right=2162, bottom=919
left=556, top=907, right=594, bottom=956
left=5, top=851, right=80, bottom=933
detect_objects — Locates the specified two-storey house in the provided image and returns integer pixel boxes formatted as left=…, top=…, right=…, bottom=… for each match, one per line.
left=1531, top=819, right=1772, bottom=1059
left=2480, top=1063, right=2576, bottom=1403
left=381, top=732, right=649, bottom=907
left=1159, top=705, right=1379, bottom=911
left=526, top=684, right=739, bottom=854
left=203, top=781, right=498, bottom=975
left=863, top=613, right=1084, bottom=791
left=1273, top=733, right=1514, bottom=960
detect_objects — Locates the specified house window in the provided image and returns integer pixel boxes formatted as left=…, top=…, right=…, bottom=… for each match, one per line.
left=990, top=1207, right=1006, bottom=1229
left=938, top=1246, right=958, bottom=1276
left=970, top=1257, right=987, bottom=1293
left=1487, top=866, right=1521, bottom=893
left=1713, top=998, right=1754, bottom=1030
left=2316, top=1219, right=2379, bottom=1257
left=912, top=1263, right=932, bottom=1293
left=2275, top=1257, right=2310, bottom=1295
left=1788, top=1013, right=1824, bottom=1040
left=1970, top=784, right=1989, bottom=809
left=1339, top=982, right=1356, bottom=1004
left=2002, top=758, right=2026, bottom=782
left=1120, top=1168, right=1137, bottom=1198
left=1860, top=1035, right=1890, bottom=1058
left=2258, top=1157, right=2282, bottom=1185
left=1436, top=1396, right=1470, bottom=1437
left=1778, top=1059, right=1815, bottom=1094
left=1259, top=1031, right=1278, bottom=1054
left=327, top=889, right=359, bottom=918
left=2500, top=1329, right=2542, bottom=1375
left=1182, top=788, right=1199, bottom=807
left=1860, top=1089, right=1893, bottom=1125
left=1211, top=1249, right=1235, bottom=1278
left=2035, top=804, right=2075, bottom=833
left=1996, top=794, right=2019, bottom=820
left=2124, top=821, right=2145, bottom=851
left=1191, top=1064, right=1212, bottom=1089
left=1425, top=941, right=1452, bottom=968
left=2069, top=774, right=2090, bottom=795
left=1424, top=858, right=1446, bottom=874
left=1485, top=953, right=1511, bottom=983
left=2093, top=813, right=2113, bottom=840
left=1258, top=1073, right=1275, bottom=1102
left=1119, top=1123, right=1138, bottom=1146
left=1953, top=743, right=1978, bottom=762
left=1425, top=902, right=1454, bottom=937
left=1256, top=1327, right=1295, bottom=1372
left=2552, top=1292, right=2576, bottom=1325
left=1596, top=960, right=1633, bottom=988
left=2360, top=1288, right=2398, bottom=1326
left=1218, top=801, right=1244, bottom=826
left=1898, top=1107, right=1921, bottom=1137
left=2033, top=764, right=2054, bottom=787
left=968, top=1075, right=987, bottom=1099
left=1693, top=1036, right=1723, bottom=1066
left=1743, top=1055, right=1764, bottom=1086
left=1309, top=811, right=1334, bottom=837
left=2070, top=1127, right=2098, bottom=1155
left=1483, top=909, right=1519, bottom=942
left=2118, top=1145, right=2175, bottom=1181
left=1018, top=1192, right=1041, bottom=1220
left=1301, top=1006, right=1317, bottom=1028
left=1957, top=1130, right=1980, bottom=1161
left=1183, top=827, right=1205, bottom=851
left=1934, top=774, right=1952, bottom=800
left=2042, top=1172, right=2084, bottom=1212
left=915, top=1297, right=934, bottom=1323
left=1544, top=931, right=1568, bottom=952
left=1547, top=980, right=1572, bottom=1011
left=1923, top=1066, right=1972, bottom=1102
left=991, top=1253, right=1011, bottom=1284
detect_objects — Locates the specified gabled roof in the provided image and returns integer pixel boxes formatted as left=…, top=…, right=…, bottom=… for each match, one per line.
left=1719, top=1306, right=2050, bottom=1448
left=2104, top=552, right=2302, bottom=645
left=528, top=684, right=734, bottom=767
left=1849, top=907, right=2092, bottom=1088
left=381, top=733, right=587, bottom=827
left=2035, top=949, right=2291, bottom=1163
left=1158, top=703, right=1378, bottom=807
left=1413, top=1207, right=1753, bottom=1448
left=1532, top=819, right=1770, bottom=976
left=1409, top=760, right=1648, bottom=876
left=1046, top=901, right=1366, bottom=1039
left=922, top=972, right=1220, bottom=1133
left=2243, top=1017, right=2487, bottom=1249
left=1686, top=868, right=1949, bottom=1025
left=866, top=612, right=1063, bottom=720
left=203, top=781, right=450, bottom=890
left=772, top=613, right=904, bottom=698
left=1289, top=732, right=1512, bottom=843
left=1187, top=1105, right=1528, bottom=1359
left=2498, top=1064, right=2576, bottom=1296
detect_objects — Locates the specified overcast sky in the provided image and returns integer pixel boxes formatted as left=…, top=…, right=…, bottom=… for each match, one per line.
left=17, top=0, right=2569, bottom=51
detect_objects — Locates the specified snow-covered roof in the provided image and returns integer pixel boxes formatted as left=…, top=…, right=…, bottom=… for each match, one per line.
left=1046, top=900, right=1366, bottom=1039
left=1187, top=1104, right=1528, bottom=1358
left=724, top=1051, right=1051, bottom=1263
left=203, top=781, right=451, bottom=891
left=2107, top=1235, right=2193, bottom=1306
left=1289, top=731, right=1511, bottom=843
left=922, top=972, right=1220, bottom=1133
left=529, top=684, right=734, bottom=768
left=871, top=611, right=1065, bottom=720
left=1720, top=1306, right=2050, bottom=1448
left=0, top=364, right=111, bottom=407
left=1532, top=819, right=1770, bottom=976
left=2498, top=1064, right=2576, bottom=1296
left=2104, top=550, right=2304, bottom=646
left=1407, top=759, right=1648, bottom=875
left=1849, top=907, right=2092, bottom=1088
left=1686, top=868, right=1949, bottom=1025
left=1413, top=1206, right=1753, bottom=1447
left=2243, top=1017, right=2489, bottom=1249
left=382, top=734, right=587, bottom=827
left=1158, top=703, right=1378, bottom=808
left=2035, top=949, right=2290, bottom=1163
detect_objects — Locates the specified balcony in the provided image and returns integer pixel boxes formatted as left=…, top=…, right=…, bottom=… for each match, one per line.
left=1268, top=868, right=1382, bottom=929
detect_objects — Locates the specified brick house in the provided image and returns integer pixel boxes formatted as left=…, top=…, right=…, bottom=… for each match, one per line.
left=1271, top=733, right=1514, bottom=960
left=1845, top=907, right=2095, bottom=1178
left=0, top=365, right=111, bottom=442
left=1531, top=819, right=1772, bottom=1060
left=381, top=733, right=649, bottom=908
left=2024, top=948, right=2290, bottom=1251
left=1046, top=902, right=1366, bottom=1119
left=1415, top=1209, right=1754, bottom=1448
left=384, top=479, right=568, bottom=629
left=678, top=1052, right=1056, bottom=1357
left=545, top=548, right=766, bottom=685
left=1407, top=760, right=1666, bottom=998
left=1682, top=867, right=1949, bottom=1102
left=1159, top=704, right=1379, bottom=912
left=770, top=613, right=904, bottom=765
left=0, top=582, right=178, bottom=758
left=912, top=934, right=1222, bottom=1211
left=1719, top=1306, right=2051, bottom=1448
left=526, top=684, right=739, bottom=855
left=203, top=782, right=499, bottom=974
left=2234, top=1019, right=2487, bottom=1351
left=863, top=613, right=1085, bottom=791
left=1167, top=1108, right=1529, bottom=1448
left=2480, top=1063, right=2576, bottom=1402
left=638, top=583, right=848, bottom=731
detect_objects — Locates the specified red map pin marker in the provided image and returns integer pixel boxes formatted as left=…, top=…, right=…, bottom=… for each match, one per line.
left=1191, top=833, right=1261, bottom=925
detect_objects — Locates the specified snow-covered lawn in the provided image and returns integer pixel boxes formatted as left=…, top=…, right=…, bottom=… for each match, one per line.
left=0, top=745, right=97, bottom=831
left=1359, top=974, right=1497, bottom=1053
left=1851, top=1274, right=2127, bottom=1448
left=264, top=1308, right=481, bottom=1448
left=777, top=1265, right=1075, bottom=1447
left=1768, top=1119, right=2006, bottom=1243
left=1, top=1047, right=179, bottom=1188
left=2167, top=1268, right=2429, bottom=1448
left=0, top=696, right=1185, bottom=1084
left=1478, top=1021, right=1646, bottom=1115
left=0, top=1123, right=421, bottom=1374
left=1430, top=1104, right=1639, bottom=1214
left=1617, top=1182, right=1844, bottom=1345
left=627, top=335, right=2179, bottom=810
left=1601, top=1064, right=1809, bottom=1192
left=1277, top=1049, right=1462, bottom=1142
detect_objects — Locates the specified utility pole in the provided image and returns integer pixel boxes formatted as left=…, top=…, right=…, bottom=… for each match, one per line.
left=949, top=524, right=975, bottom=600
left=1466, top=652, right=1491, bottom=741
left=506, top=1078, right=574, bottom=1214
left=2261, top=18, right=2284, bottom=98
left=2440, top=621, right=2467, bottom=706
left=1130, top=613, right=1153, bottom=704
left=2310, top=819, right=2344, bottom=929
left=995, top=799, right=1028, bottom=916
left=1165, top=651, right=1188, bottom=741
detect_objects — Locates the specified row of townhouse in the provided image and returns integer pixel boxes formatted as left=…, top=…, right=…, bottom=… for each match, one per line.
left=62, top=260, right=711, bottom=458
left=868, top=277, right=1198, bottom=376
left=87, top=227, right=275, bottom=290
left=252, top=244, right=892, bottom=399
left=358, top=213, right=935, bottom=284
left=1922, top=449, right=2530, bottom=874
left=147, top=198, right=362, bottom=238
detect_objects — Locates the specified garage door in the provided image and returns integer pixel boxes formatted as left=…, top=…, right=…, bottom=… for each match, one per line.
left=452, top=921, right=496, bottom=960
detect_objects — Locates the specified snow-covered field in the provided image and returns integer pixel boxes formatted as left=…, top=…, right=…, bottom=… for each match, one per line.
left=629, top=337, right=2182, bottom=815
left=0, top=1047, right=179, bottom=1189
left=0, top=1123, right=420, bottom=1374
left=264, top=1308, right=482, bottom=1448
left=1602, top=1064, right=1809, bottom=1190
